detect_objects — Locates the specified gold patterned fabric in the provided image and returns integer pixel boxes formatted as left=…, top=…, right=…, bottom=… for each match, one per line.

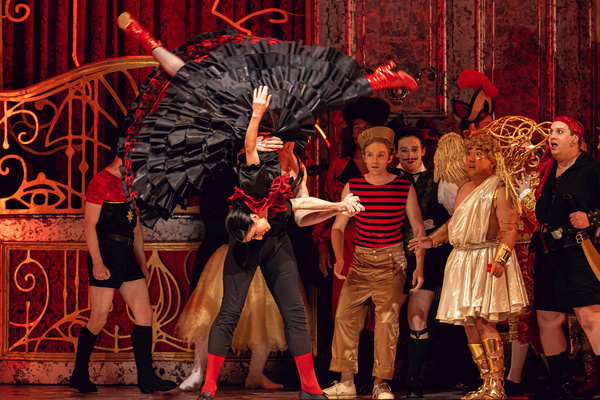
left=176, top=245, right=287, bottom=354
left=437, top=175, right=529, bottom=325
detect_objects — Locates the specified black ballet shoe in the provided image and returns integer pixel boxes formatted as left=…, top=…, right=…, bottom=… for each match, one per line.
left=197, top=391, right=213, bottom=400
left=69, top=373, right=98, bottom=393
left=299, top=388, right=329, bottom=399
left=138, top=375, right=177, bottom=394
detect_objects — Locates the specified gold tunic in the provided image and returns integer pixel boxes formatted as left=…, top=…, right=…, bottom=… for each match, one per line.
left=176, top=244, right=287, bottom=354
left=436, top=175, right=529, bottom=325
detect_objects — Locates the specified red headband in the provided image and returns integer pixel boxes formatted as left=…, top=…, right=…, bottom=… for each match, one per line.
left=553, top=116, right=584, bottom=141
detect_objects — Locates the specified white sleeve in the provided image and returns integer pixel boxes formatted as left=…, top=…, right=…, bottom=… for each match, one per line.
left=438, top=180, right=458, bottom=215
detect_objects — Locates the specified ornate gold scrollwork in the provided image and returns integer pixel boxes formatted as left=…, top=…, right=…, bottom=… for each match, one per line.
left=0, top=57, right=158, bottom=214
left=1, top=241, right=196, bottom=361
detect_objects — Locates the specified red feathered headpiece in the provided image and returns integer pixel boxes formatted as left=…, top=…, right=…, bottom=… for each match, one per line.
left=452, top=70, right=499, bottom=123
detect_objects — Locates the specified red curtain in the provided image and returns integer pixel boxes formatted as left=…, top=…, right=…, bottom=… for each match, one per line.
left=1, top=0, right=308, bottom=201
left=3, top=0, right=308, bottom=91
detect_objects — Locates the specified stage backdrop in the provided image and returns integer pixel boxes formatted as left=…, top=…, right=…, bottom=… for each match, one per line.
left=0, top=0, right=312, bottom=385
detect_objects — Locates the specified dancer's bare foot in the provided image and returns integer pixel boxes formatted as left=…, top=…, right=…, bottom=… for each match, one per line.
left=245, top=374, right=284, bottom=390
left=179, top=368, right=203, bottom=391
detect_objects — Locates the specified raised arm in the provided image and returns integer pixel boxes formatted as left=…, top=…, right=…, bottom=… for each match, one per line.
left=245, top=86, right=271, bottom=166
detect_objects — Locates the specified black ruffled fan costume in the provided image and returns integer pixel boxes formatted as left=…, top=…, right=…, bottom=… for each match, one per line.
left=120, top=30, right=373, bottom=227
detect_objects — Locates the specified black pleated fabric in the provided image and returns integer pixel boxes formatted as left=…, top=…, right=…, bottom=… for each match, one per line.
left=120, top=31, right=372, bottom=228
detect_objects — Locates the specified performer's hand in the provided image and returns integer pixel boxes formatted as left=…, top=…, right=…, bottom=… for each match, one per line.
left=487, top=261, right=505, bottom=278
left=570, top=211, right=590, bottom=229
left=410, top=268, right=424, bottom=292
left=408, top=236, right=432, bottom=252
left=251, top=86, right=271, bottom=119
left=333, top=259, right=346, bottom=280
left=318, top=250, right=332, bottom=277
left=515, top=172, right=533, bottom=196
left=142, top=267, right=150, bottom=284
left=256, top=135, right=283, bottom=152
left=93, top=263, right=111, bottom=281
left=340, top=193, right=364, bottom=216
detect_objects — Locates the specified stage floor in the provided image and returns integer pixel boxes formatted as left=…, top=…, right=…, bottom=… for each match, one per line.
left=0, top=384, right=533, bottom=399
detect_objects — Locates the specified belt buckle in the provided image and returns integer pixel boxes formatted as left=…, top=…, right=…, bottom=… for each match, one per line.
left=550, top=228, right=563, bottom=240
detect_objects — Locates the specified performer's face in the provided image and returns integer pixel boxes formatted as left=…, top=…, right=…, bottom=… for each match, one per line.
left=353, top=118, right=373, bottom=141
left=396, top=136, right=425, bottom=174
left=466, top=146, right=494, bottom=178
left=549, top=121, right=579, bottom=159
left=473, top=115, right=493, bottom=130
left=363, top=141, right=392, bottom=175
left=243, top=214, right=271, bottom=242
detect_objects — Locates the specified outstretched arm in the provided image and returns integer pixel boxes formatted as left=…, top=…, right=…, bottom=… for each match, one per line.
left=293, top=192, right=364, bottom=227
left=290, top=193, right=363, bottom=217
left=245, top=86, right=271, bottom=166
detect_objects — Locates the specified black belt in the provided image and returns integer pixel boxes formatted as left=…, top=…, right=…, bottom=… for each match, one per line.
left=100, top=233, right=134, bottom=245
left=539, top=224, right=589, bottom=253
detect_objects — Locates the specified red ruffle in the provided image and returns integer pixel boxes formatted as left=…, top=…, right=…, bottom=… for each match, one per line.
left=535, top=147, right=554, bottom=201
left=228, top=173, right=293, bottom=218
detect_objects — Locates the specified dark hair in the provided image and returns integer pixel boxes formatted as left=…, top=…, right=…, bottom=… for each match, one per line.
left=386, top=116, right=423, bottom=149
left=340, top=97, right=390, bottom=157
left=343, top=97, right=390, bottom=130
left=460, top=110, right=492, bottom=132
left=226, top=200, right=254, bottom=242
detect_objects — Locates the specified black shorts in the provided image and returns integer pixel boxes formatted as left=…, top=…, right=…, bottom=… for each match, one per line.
left=403, top=245, right=448, bottom=294
left=533, top=243, right=600, bottom=311
left=88, top=239, right=144, bottom=289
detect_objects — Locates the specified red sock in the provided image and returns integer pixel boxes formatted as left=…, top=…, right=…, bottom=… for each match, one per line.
left=201, top=353, right=225, bottom=396
left=294, top=352, right=323, bottom=394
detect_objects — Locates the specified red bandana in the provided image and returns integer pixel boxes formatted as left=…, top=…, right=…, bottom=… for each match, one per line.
left=228, top=173, right=293, bottom=218
left=554, top=116, right=584, bottom=141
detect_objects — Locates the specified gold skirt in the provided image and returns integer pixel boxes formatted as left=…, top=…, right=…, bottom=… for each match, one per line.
left=176, top=244, right=287, bottom=354
left=436, top=242, right=528, bottom=326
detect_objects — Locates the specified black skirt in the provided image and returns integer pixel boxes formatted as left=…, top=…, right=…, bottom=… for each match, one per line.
left=120, top=31, right=372, bottom=228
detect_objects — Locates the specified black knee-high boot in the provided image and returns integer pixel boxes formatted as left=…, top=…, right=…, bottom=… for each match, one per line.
left=131, top=324, right=177, bottom=394
left=407, top=333, right=428, bottom=398
left=531, top=352, right=576, bottom=399
left=70, top=326, right=98, bottom=393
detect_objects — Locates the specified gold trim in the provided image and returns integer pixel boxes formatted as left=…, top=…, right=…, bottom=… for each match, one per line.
left=0, top=57, right=158, bottom=214
left=1, top=241, right=198, bottom=361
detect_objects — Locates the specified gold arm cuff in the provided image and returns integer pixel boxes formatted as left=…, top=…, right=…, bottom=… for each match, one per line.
left=428, top=222, right=449, bottom=248
left=493, top=242, right=512, bottom=267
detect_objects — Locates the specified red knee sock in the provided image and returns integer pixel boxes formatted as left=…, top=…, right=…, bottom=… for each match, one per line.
left=201, top=353, right=225, bottom=396
left=294, top=352, right=323, bottom=395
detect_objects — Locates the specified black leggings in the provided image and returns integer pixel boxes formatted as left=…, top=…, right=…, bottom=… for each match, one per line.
left=207, top=232, right=311, bottom=357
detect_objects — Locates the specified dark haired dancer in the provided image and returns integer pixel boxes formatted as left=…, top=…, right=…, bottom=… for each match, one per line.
left=117, top=13, right=418, bottom=399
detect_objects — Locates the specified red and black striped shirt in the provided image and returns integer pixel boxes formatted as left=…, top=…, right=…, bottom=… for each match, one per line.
left=349, top=175, right=411, bottom=248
